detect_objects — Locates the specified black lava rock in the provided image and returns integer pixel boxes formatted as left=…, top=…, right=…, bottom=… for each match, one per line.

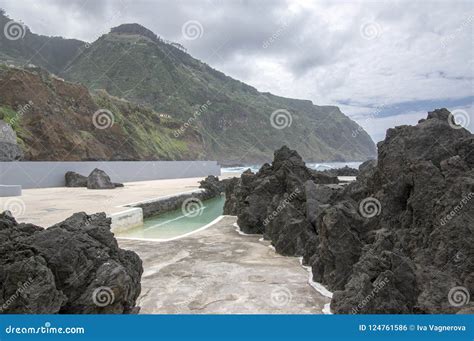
left=0, top=211, right=143, bottom=314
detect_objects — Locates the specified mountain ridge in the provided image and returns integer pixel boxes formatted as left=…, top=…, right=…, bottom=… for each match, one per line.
left=0, top=11, right=377, bottom=163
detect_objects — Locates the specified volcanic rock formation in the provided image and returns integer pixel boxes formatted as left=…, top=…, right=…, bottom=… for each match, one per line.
left=0, top=211, right=142, bottom=314
left=65, top=168, right=123, bottom=189
left=65, top=171, right=88, bottom=187
left=224, top=109, right=473, bottom=314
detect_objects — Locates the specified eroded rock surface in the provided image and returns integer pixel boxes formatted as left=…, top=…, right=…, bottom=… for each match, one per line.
left=65, top=171, right=88, bottom=187
left=64, top=168, right=123, bottom=189
left=0, top=211, right=142, bottom=314
left=87, top=168, right=116, bottom=189
left=224, top=109, right=473, bottom=314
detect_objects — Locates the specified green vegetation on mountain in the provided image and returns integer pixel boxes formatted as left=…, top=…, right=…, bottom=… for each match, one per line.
left=0, top=66, right=204, bottom=160
left=0, top=11, right=376, bottom=162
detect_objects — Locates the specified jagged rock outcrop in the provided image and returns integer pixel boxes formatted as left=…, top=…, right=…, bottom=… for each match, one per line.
left=0, top=211, right=143, bottom=314
left=199, top=175, right=225, bottom=196
left=222, top=177, right=240, bottom=215
left=226, top=146, right=338, bottom=256
left=64, top=169, right=123, bottom=189
left=224, top=109, right=473, bottom=314
left=87, top=168, right=116, bottom=189
left=65, top=171, right=88, bottom=187
left=330, top=108, right=474, bottom=314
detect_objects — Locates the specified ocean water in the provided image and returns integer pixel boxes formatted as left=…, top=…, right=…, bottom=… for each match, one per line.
left=222, top=161, right=363, bottom=174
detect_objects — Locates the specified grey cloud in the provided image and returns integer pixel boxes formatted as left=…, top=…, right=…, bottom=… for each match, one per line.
left=0, top=0, right=471, bottom=143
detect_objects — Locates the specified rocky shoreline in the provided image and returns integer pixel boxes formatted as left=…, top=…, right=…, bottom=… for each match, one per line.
left=0, top=108, right=471, bottom=315
left=0, top=211, right=143, bottom=313
left=222, top=109, right=473, bottom=314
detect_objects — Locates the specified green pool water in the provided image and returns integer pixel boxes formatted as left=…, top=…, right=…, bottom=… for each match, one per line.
left=117, top=195, right=225, bottom=240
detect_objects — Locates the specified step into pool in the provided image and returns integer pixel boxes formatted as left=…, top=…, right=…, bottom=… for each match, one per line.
left=117, top=195, right=225, bottom=240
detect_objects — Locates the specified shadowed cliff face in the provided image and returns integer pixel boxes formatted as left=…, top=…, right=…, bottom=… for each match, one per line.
left=224, top=109, right=473, bottom=314
left=0, top=11, right=376, bottom=163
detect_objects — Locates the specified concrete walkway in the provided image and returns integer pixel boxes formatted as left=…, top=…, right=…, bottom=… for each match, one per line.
left=118, top=216, right=330, bottom=314
left=8, top=175, right=233, bottom=227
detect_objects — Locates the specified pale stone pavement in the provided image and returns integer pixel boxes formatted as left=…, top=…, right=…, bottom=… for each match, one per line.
left=118, top=216, right=330, bottom=314
left=8, top=174, right=235, bottom=227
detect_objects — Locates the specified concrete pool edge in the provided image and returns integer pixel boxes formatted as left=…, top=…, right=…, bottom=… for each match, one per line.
left=108, top=189, right=220, bottom=233
left=115, top=214, right=232, bottom=242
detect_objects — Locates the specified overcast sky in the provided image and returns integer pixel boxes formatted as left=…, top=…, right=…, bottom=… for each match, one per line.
left=1, top=0, right=473, bottom=142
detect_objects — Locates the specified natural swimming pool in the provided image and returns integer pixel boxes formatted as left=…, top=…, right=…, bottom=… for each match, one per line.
left=117, top=195, right=225, bottom=240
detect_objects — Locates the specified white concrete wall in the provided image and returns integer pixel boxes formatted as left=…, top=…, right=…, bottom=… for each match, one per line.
left=109, top=207, right=143, bottom=233
left=0, top=161, right=220, bottom=189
